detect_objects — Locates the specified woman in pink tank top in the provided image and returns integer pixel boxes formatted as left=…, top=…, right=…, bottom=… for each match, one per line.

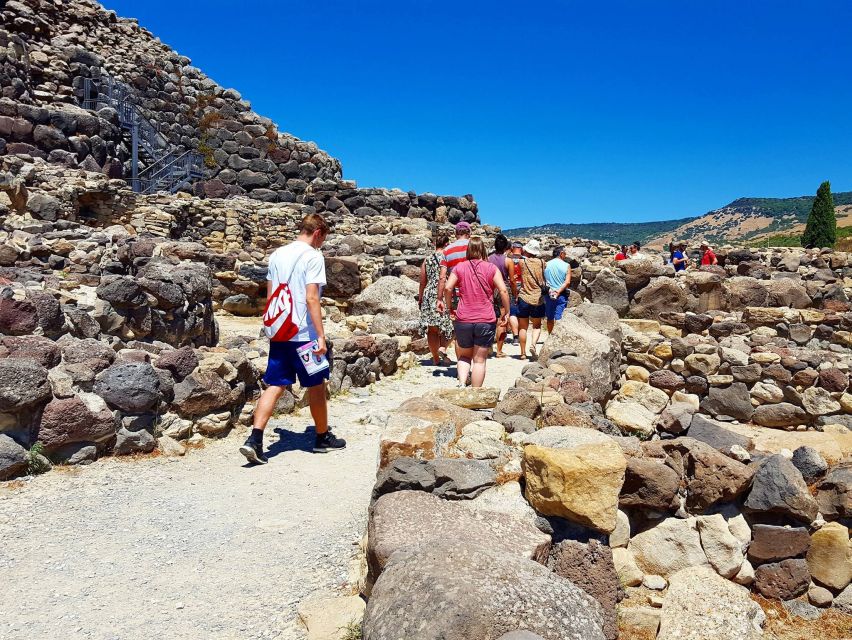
left=442, top=237, right=510, bottom=387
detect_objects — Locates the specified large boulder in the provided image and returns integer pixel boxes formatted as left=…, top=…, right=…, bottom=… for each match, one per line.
left=94, top=362, right=162, bottom=414
left=629, top=517, right=710, bottom=577
left=523, top=439, right=626, bottom=533
left=806, top=522, right=851, bottom=592
left=659, top=438, right=753, bottom=512
left=753, top=558, right=810, bottom=600
left=36, top=396, right=115, bottom=451
left=657, top=567, right=765, bottom=640
left=588, top=268, right=628, bottom=316
left=619, top=457, right=680, bottom=511
left=547, top=539, right=619, bottom=640
left=0, top=336, right=61, bottom=369
left=323, top=256, right=362, bottom=298
left=699, top=383, right=754, bottom=421
left=0, top=357, right=51, bottom=412
left=366, top=490, right=550, bottom=592
left=748, top=525, right=811, bottom=564
left=539, top=311, right=619, bottom=403
left=0, top=297, right=38, bottom=335
left=363, top=541, right=606, bottom=640
left=744, top=454, right=819, bottom=524
left=171, top=370, right=235, bottom=417
left=351, top=276, right=420, bottom=336
left=630, top=278, right=687, bottom=321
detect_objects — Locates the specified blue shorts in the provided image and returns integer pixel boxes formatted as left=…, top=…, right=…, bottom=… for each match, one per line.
left=545, top=293, right=568, bottom=321
left=516, top=298, right=545, bottom=319
left=264, top=340, right=331, bottom=388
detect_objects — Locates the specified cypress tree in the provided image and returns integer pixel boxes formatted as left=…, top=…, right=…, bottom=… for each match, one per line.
left=801, top=181, right=836, bottom=248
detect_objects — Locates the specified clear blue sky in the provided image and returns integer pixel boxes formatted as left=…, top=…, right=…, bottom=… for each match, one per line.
left=104, top=0, right=852, bottom=228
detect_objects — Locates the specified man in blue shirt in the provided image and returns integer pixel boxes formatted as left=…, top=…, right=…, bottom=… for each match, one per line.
left=544, top=246, right=572, bottom=333
left=672, top=242, right=689, bottom=272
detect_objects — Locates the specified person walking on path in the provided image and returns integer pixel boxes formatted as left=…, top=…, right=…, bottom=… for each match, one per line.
left=544, top=246, right=572, bottom=333
left=516, top=239, right=547, bottom=360
left=436, top=221, right=472, bottom=305
left=507, top=241, right=525, bottom=344
left=700, top=241, right=718, bottom=266
left=418, top=235, right=454, bottom=365
left=487, top=234, right=517, bottom=358
left=239, top=214, right=346, bottom=465
left=440, top=237, right=510, bottom=388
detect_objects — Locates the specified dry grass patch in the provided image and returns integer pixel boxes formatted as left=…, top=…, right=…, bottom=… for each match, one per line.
left=752, top=594, right=851, bottom=640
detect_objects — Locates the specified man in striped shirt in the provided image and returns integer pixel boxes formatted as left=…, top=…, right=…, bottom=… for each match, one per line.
left=437, top=221, right=472, bottom=306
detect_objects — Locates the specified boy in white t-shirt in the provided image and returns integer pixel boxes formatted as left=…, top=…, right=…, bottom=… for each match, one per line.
left=239, top=214, right=346, bottom=464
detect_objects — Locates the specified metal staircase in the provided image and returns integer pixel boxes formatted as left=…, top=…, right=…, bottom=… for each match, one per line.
left=80, top=75, right=204, bottom=194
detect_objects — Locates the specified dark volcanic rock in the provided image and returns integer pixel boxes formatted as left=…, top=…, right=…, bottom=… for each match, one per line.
left=659, top=438, right=753, bottom=513
left=791, top=446, right=828, bottom=484
left=754, top=559, right=810, bottom=601
left=547, top=539, right=619, bottom=640
left=815, top=462, right=852, bottom=520
left=155, top=346, right=199, bottom=381
left=0, top=297, right=38, bottom=335
left=619, top=457, right=680, bottom=511
left=699, top=382, right=754, bottom=421
left=748, top=524, right=811, bottom=564
left=94, top=362, right=162, bottom=413
left=0, top=357, right=51, bottom=412
left=0, top=336, right=61, bottom=369
left=686, top=414, right=751, bottom=454
left=744, top=455, right=819, bottom=524
left=171, top=370, right=233, bottom=417
left=0, top=434, right=27, bottom=480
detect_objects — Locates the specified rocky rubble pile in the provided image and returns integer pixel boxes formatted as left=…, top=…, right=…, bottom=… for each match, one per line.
left=362, top=304, right=852, bottom=639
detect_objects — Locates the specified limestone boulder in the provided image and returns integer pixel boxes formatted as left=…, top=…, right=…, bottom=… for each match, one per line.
left=363, top=541, right=605, bottom=640
left=630, top=278, right=687, bottom=321
left=629, top=517, right=710, bottom=577
left=523, top=439, right=626, bottom=533
left=589, top=268, right=628, bottom=316
left=426, top=386, right=500, bottom=409
left=352, top=276, right=420, bottom=336
left=806, top=522, right=852, bottom=592
left=657, top=566, right=765, bottom=640
left=696, top=514, right=744, bottom=579
left=539, top=312, right=619, bottom=403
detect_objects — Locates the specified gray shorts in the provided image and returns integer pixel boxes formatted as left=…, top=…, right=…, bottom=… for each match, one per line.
left=454, top=321, right=496, bottom=349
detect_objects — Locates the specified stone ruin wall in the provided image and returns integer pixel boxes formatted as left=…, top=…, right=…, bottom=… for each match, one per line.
left=0, top=0, right=480, bottom=225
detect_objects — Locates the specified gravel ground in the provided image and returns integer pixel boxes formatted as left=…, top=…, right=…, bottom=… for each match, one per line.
left=0, top=343, right=526, bottom=640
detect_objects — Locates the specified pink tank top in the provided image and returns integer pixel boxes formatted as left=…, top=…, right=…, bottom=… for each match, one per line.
left=454, top=260, right=497, bottom=323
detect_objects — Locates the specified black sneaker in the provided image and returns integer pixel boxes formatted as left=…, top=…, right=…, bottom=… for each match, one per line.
left=313, top=430, right=347, bottom=453
left=239, top=437, right=268, bottom=464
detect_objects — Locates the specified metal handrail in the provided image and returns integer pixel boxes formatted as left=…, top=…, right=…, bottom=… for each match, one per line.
left=80, top=75, right=204, bottom=194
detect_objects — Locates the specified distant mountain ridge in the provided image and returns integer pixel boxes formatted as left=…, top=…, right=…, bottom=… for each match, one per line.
left=504, top=191, right=852, bottom=247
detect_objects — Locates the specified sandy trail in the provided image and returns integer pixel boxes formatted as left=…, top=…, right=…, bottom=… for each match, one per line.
left=0, top=340, right=528, bottom=640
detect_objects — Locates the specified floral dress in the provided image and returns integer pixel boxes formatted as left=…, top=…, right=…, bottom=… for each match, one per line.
left=419, top=252, right=454, bottom=339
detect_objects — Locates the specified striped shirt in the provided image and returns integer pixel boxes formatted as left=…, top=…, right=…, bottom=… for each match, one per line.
left=440, top=238, right=470, bottom=271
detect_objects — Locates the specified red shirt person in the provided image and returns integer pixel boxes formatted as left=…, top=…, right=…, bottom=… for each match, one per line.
left=700, top=242, right=718, bottom=266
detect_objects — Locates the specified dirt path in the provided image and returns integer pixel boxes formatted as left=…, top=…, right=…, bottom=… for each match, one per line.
left=0, top=342, right=527, bottom=640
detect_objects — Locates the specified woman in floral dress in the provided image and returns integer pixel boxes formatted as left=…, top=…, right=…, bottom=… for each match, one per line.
left=419, top=235, right=454, bottom=365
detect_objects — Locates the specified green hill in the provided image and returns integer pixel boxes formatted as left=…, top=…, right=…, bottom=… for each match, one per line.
left=502, top=217, right=698, bottom=246
left=503, top=191, right=852, bottom=246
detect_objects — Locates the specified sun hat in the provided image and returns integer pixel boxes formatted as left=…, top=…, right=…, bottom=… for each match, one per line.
left=700, top=241, right=710, bottom=248
left=523, top=239, right=542, bottom=256
left=455, top=221, right=471, bottom=232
